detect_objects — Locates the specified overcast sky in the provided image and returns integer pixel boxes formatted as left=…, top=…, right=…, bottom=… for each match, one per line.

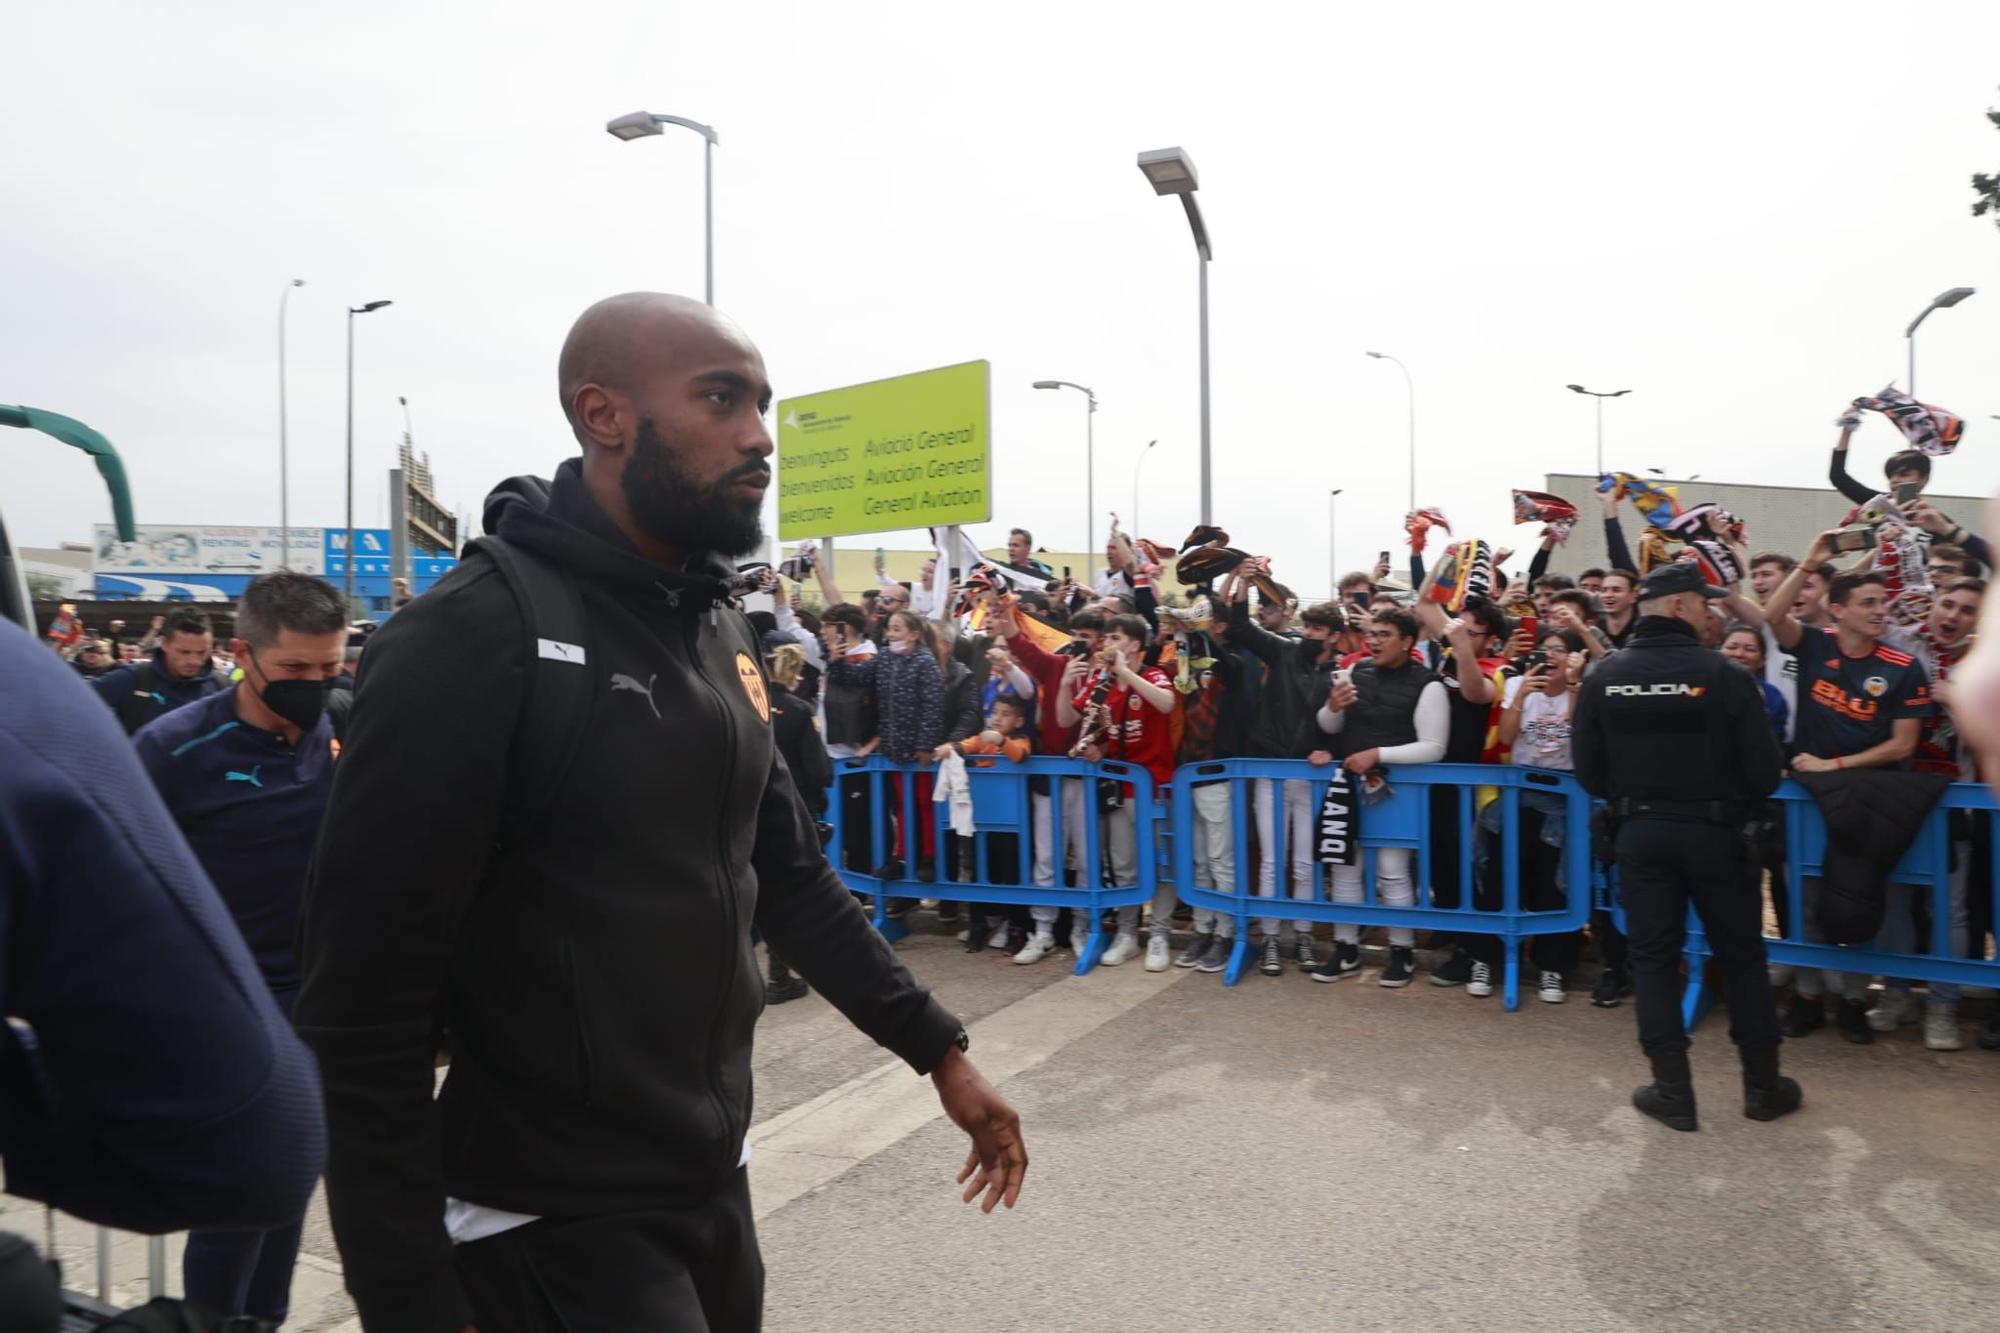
left=7, top=2, right=1999, bottom=598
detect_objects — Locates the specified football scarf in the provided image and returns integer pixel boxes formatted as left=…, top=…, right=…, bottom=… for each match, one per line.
left=1426, top=539, right=1494, bottom=611
left=1597, top=472, right=1683, bottom=529
left=1840, top=386, right=1965, bottom=457
left=1667, top=503, right=1746, bottom=587
left=1405, top=507, right=1452, bottom=553
left=1511, top=489, right=1578, bottom=545
left=1316, top=768, right=1359, bottom=867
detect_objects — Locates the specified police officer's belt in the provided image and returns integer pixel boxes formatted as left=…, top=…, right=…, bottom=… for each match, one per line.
left=1612, top=797, right=1755, bottom=826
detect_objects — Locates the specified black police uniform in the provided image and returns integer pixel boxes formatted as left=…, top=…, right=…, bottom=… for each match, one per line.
left=1572, top=563, right=1797, bottom=1130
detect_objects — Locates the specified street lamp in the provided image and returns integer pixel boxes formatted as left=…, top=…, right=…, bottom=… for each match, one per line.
left=1365, top=352, right=1416, bottom=510
left=345, top=300, right=393, bottom=610
left=1904, top=286, right=1975, bottom=396
left=1566, top=384, right=1631, bottom=476
left=1033, top=380, right=1098, bottom=581
left=1131, top=439, right=1158, bottom=538
left=1328, top=488, right=1344, bottom=601
left=607, top=110, right=719, bottom=305
left=278, top=278, right=304, bottom=569
left=1137, top=146, right=1213, bottom=525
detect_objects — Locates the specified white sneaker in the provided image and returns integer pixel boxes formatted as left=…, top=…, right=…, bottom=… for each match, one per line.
left=954, top=928, right=972, bottom=943
left=1768, top=963, right=1795, bottom=989
left=1867, top=988, right=1918, bottom=1032
left=1012, top=932, right=1055, bottom=966
left=988, top=924, right=1011, bottom=949
left=1100, top=931, right=1141, bottom=967
left=1144, top=935, right=1171, bottom=972
left=1467, top=962, right=1495, bottom=998
left=1925, top=1001, right=1965, bottom=1051
left=1538, top=970, right=1567, bottom=1004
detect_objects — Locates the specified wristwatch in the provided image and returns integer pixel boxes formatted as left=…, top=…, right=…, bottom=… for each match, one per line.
left=952, top=1027, right=970, bottom=1055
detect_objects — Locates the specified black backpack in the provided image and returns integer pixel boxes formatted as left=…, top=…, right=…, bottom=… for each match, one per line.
left=112, top=661, right=159, bottom=735
left=470, top=534, right=769, bottom=838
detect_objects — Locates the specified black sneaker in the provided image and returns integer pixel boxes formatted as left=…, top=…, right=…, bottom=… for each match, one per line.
left=1174, top=933, right=1212, bottom=969
left=1430, top=950, right=1473, bottom=988
left=1379, top=947, right=1417, bottom=989
left=1196, top=935, right=1231, bottom=974
left=1590, top=968, right=1631, bottom=1009
left=871, top=857, right=906, bottom=882
left=1311, top=942, right=1362, bottom=984
left=936, top=901, right=961, bottom=924
left=1836, top=998, right=1875, bottom=1045
left=1633, top=1081, right=1699, bottom=1132
left=885, top=897, right=918, bottom=919
left=1780, top=992, right=1826, bottom=1038
left=765, top=974, right=809, bottom=1005
left=1259, top=935, right=1284, bottom=977
left=1980, top=1008, right=2000, bottom=1052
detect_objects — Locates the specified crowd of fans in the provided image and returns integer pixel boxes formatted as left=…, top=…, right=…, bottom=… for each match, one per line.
left=770, top=450, right=2000, bottom=1056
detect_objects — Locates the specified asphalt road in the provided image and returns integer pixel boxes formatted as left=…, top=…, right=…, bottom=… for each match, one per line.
left=18, top=919, right=2000, bottom=1330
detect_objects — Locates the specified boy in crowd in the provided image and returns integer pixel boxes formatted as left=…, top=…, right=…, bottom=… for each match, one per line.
left=994, top=601, right=1106, bottom=964
left=1172, top=579, right=1251, bottom=973
left=1307, top=607, right=1448, bottom=986
left=936, top=694, right=1036, bottom=953
left=1226, top=562, right=1346, bottom=976
left=1868, top=577, right=1986, bottom=1048
left=1057, top=614, right=1179, bottom=969
left=1764, top=538, right=1934, bottom=1044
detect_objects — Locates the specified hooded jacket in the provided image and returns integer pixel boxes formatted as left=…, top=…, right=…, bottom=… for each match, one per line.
left=294, top=458, right=960, bottom=1332
left=1226, top=603, right=1338, bottom=759
left=1793, top=769, right=1953, bottom=944
left=91, top=647, right=228, bottom=735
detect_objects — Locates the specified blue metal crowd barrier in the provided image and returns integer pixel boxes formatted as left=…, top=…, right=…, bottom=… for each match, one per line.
left=826, top=754, right=1160, bottom=972
left=1169, top=759, right=1595, bottom=1010
left=1596, top=780, right=2000, bottom=1029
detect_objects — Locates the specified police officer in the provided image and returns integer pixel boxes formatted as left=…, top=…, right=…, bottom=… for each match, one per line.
left=1573, top=561, right=1798, bottom=1131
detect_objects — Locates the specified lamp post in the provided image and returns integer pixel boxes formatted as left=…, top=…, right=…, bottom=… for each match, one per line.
left=1904, top=286, right=1975, bottom=396
left=344, top=300, right=393, bottom=609
left=1328, top=488, right=1344, bottom=601
left=278, top=278, right=304, bottom=569
left=1365, top=352, right=1415, bottom=510
left=1137, top=147, right=1213, bottom=525
left=1033, top=380, right=1097, bottom=581
left=607, top=110, right=719, bottom=305
left=1131, top=439, right=1158, bottom=538
left=1566, top=384, right=1631, bottom=476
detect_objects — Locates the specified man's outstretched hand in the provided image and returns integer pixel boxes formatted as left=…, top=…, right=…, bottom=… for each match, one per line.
left=931, top=1046, right=1027, bottom=1213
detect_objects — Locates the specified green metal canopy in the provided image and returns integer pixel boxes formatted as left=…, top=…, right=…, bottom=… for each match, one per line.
left=0, top=403, right=135, bottom=540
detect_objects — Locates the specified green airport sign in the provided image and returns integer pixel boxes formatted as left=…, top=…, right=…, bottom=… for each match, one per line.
left=776, top=360, right=991, bottom=540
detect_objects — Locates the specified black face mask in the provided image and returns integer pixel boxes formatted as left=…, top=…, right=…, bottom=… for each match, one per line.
left=250, top=652, right=332, bottom=731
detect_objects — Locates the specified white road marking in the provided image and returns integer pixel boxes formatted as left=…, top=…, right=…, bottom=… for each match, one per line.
left=748, top=963, right=1184, bottom=1220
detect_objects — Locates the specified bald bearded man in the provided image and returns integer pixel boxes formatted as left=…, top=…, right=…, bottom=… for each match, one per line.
left=297, top=293, right=1025, bottom=1333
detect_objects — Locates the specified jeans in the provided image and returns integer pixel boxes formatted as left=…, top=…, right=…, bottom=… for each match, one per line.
left=1331, top=847, right=1415, bottom=947
left=1031, top=780, right=1091, bottom=932
left=1616, top=819, right=1781, bottom=1057
left=1188, top=782, right=1238, bottom=939
left=183, top=988, right=308, bottom=1323
left=1254, top=778, right=1317, bottom=936
left=1878, top=838, right=1972, bottom=1004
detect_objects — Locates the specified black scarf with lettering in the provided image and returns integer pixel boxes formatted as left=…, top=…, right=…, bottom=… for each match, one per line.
left=1317, top=769, right=1360, bottom=866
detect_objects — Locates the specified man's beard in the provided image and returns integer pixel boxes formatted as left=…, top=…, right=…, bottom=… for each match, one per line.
left=621, top=418, right=766, bottom=559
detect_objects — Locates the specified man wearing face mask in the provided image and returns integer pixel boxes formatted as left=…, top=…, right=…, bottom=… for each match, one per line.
left=131, top=570, right=348, bottom=1325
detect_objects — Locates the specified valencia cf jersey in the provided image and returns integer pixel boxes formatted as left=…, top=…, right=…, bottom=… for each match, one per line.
left=1789, top=625, right=1932, bottom=763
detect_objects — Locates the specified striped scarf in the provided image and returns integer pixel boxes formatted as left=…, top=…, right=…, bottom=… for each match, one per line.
left=1426, top=539, right=1494, bottom=612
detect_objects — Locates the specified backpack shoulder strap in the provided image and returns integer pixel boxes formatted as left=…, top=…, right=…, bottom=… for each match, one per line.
left=116, top=662, right=157, bottom=733
left=472, top=536, right=596, bottom=839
